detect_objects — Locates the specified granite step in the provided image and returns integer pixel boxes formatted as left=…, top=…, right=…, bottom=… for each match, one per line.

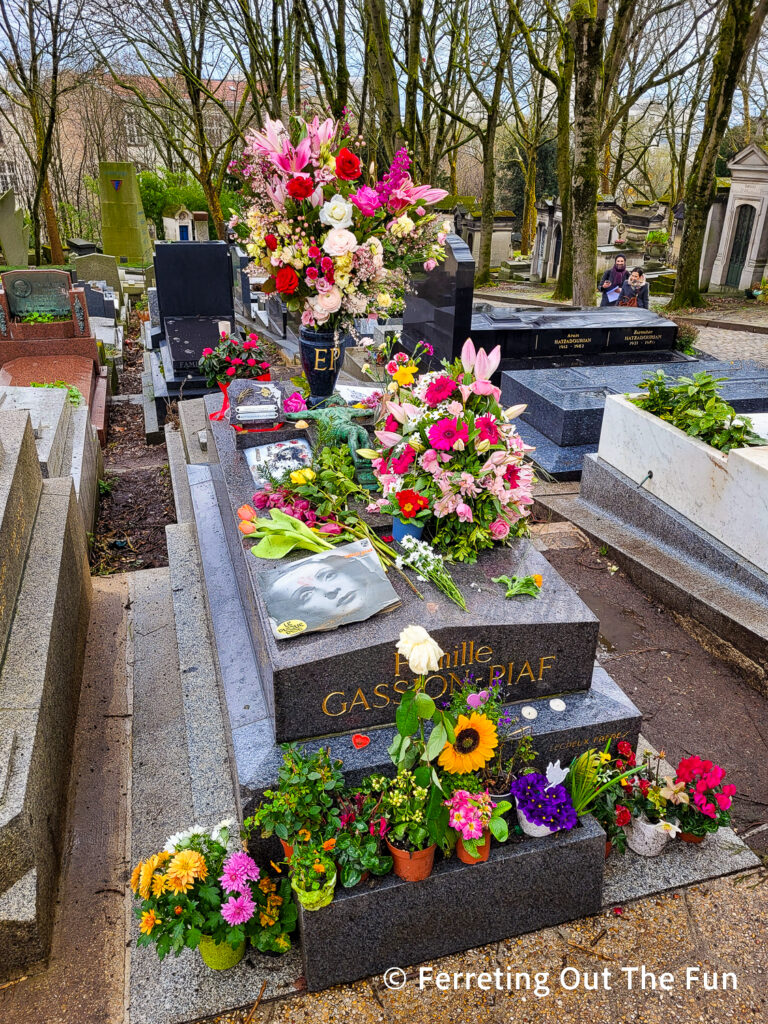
left=0, top=476, right=92, bottom=980
left=541, top=457, right=768, bottom=690
left=0, top=411, right=43, bottom=661
left=0, top=385, right=72, bottom=478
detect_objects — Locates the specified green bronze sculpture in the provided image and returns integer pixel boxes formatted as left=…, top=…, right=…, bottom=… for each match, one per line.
left=284, top=404, right=377, bottom=490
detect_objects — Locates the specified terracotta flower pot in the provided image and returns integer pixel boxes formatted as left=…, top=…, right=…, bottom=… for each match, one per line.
left=678, top=831, right=705, bottom=844
left=457, top=830, right=491, bottom=864
left=386, top=838, right=436, bottom=881
left=198, top=935, right=245, bottom=970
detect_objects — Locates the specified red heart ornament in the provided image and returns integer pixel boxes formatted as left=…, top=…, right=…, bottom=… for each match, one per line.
left=352, top=733, right=370, bottom=750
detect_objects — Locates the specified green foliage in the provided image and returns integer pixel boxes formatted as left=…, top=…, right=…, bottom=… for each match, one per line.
left=631, top=370, right=767, bottom=452
left=21, top=310, right=69, bottom=323
left=29, top=380, right=83, bottom=406
left=246, top=508, right=336, bottom=558
left=645, top=230, right=669, bottom=244
left=98, top=477, right=115, bottom=497
left=244, top=744, right=344, bottom=843
left=496, top=138, right=559, bottom=218
left=138, top=169, right=240, bottom=239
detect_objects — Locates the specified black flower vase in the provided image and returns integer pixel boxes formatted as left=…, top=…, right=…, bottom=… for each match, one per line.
left=299, top=327, right=346, bottom=407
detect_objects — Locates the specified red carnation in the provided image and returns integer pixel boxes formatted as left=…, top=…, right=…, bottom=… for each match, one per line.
left=287, top=175, right=315, bottom=200
left=264, top=233, right=278, bottom=251
left=396, top=489, right=428, bottom=519
left=617, top=740, right=633, bottom=758
left=335, top=147, right=361, bottom=180
left=321, top=256, right=334, bottom=274
left=275, top=266, right=299, bottom=294
left=306, top=267, right=319, bottom=281
left=308, top=245, right=321, bottom=259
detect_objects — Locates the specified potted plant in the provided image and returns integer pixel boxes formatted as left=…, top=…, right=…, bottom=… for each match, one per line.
left=129, top=820, right=296, bottom=969
left=237, top=115, right=449, bottom=406
left=446, top=680, right=537, bottom=799
left=288, top=841, right=337, bottom=910
left=445, top=789, right=511, bottom=863
left=334, top=791, right=393, bottom=886
left=379, top=486, right=431, bottom=543
left=510, top=772, right=578, bottom=838
left=622, top=750, right=680, bottom=856
left=198, top=331, right=271, bottom=421
left=592, top=790, right=632, bottom=857
left=374, top=770, right=438, bottom=881
left=244, top=743, right=344, bottom=858
left=660, top=755, right=736, bottom=843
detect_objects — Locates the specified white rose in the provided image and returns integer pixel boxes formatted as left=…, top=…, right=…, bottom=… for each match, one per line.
left=319, top=194, right=354, bottom=229
left=323, top=227, right=358, bottom=256
left=396, top=625, right=445, bottom=675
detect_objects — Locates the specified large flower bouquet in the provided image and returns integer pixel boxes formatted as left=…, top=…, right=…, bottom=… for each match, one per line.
left=369, top=339, right=535, bottom=562
left=129, top=821, right=296, bottom=958
left=237, top=114, right=450, bottom=330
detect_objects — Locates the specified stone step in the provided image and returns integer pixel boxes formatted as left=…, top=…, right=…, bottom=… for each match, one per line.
left=0, top=385, right=72, bottom=478
left=542, top=455, right=768, bottom=688
left=0, top=476, right=91, bottom=979
left=0, top=410, right=42, bottom=661
left=164, top=424, right=194, bottom=523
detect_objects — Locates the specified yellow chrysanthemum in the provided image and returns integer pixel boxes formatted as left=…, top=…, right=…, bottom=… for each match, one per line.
left=140, top=909, right=161, bottom=935
left=151, top=873, right=168, bottom=898
left=130, top=861, right=142, bottom=894
left=166, top=849, right=208, bottom=893
left=139, top=857, right=159, bottom=900
left=438, top=713, right=498, bottom=774
left=156, top=851, right=170, bottom=866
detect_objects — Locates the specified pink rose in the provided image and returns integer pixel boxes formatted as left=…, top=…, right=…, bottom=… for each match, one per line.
left=456, top=502, right=474, bottom=523
left=489, top=518, right=510, bottom=540
left=322, top=228, right=358, bottom=256
left=284, top=391, right=308, bottom=412
left=350, top=186, right=381, bottom=217
left=423, top=258, right=437, bottom=271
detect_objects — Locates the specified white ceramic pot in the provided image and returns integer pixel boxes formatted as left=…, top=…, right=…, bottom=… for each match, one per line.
left=627, top=815, right=670, bottom=857
left=516, top=808, right=558, bottom=838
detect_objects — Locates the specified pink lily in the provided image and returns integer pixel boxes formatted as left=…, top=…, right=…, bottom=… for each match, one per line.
left=473, top=344, right=501, bottom=380
left=374, top=430, right=403, bottom=447
left=246, top=116, right=287, bottom=159
left=470, top=380, right=501, bottom=400
left=461, top=338, right=476, bottom=373
left=265, top=178, right=287, bottom=210
left=385, top=402, right=408, bottom=424
left=273, top=136, right=312, bottom=174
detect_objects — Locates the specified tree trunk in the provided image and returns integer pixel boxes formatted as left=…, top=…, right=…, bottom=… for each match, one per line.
left=669, top=0, right=768, bottom=309
left=551, top=38, right=574, bottom=301
left=520, top=149, right=537, bottom=255
left=569, top=13, right=605, bottom=307
left=476, top=135, right=497, bottom=285
left=42, top=175, right=64, bottom=264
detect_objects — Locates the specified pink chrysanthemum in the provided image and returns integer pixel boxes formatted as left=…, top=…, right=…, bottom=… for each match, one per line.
left=427, top=417, right=469, bottom=451
left=219, top=851, right=259, bottom=893
left=221, top=892, right=256, bottom=926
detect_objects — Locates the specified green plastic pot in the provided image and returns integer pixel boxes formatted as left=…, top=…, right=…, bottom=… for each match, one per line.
left=198, top=934, right=246, bottom=970
left=292, top=869, right=337, bottom=910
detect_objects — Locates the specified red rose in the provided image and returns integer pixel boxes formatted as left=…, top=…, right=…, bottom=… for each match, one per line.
left=308, top=245, right=321, bottom=259
left=275, top=266, right=299, bottom=294
left=617, top=741, right=633, bottom=759
left=335, top=147, right=361, bottom=180
left=615, top=805, right=631, bottom=828
left=287, top=175, right=315, bottom=200
left=264, top=233, right=278, bottom=251
left=396, top=489, right=429, bottom=519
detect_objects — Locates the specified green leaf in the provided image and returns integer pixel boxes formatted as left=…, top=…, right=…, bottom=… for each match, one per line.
left=489, top=816, right=508, bottom=842
left=425, top=722, right=447, bottom=761
left=251, top=534, right=301, bottom=559
left=414, top=692, right=436, bottom=719
left=185, top=927, right=202, bottom=949
left=396, top=692, right=419, bottom=737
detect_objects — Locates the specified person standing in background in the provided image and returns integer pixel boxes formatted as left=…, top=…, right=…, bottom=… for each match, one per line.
left=599, top=255, right=629, bottom=306
left=619, top=267, right=650, bottom=309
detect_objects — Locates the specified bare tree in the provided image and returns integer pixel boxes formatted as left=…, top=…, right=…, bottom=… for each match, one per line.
left=0, top=0, right=85, bottom=262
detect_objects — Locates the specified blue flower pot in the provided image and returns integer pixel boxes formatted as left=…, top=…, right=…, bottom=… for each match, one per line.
left=392, top=518, right=424, bottom=543
left=299, top=327, right=347, bottom=407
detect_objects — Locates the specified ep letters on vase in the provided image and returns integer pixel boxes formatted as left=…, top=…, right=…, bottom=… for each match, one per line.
left=321, top=640, right=557, bottom=717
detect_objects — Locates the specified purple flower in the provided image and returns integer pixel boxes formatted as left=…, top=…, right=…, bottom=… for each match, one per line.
left=221, top=892, right=256, bottom=926
left=511, top=773, right=577, bottom=832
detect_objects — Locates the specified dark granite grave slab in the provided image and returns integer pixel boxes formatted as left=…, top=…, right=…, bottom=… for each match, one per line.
left=166, top=316, right=233, bottom=372
left=501, top=360, right=768, bottom=447
left=511, top=418, right=592, bottom=480
left=206, top=394, right=600, bottom=742
left=154, top=241, right=234, bottom=322
left=297, top=815, right=605, bottom=991
left=402, top=234, right=474, bottom=363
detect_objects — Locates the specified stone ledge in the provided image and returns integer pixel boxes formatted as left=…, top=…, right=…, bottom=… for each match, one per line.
left=298, top=815, right=605, bottom=991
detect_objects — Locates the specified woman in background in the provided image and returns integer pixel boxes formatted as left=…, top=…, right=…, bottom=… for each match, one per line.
left=619, top=267, right=650, bottom=309
left=599, top=255, right=629, bottom=306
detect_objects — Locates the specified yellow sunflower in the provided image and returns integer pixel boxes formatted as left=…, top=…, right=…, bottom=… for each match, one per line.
left=166, top=849, right=208, bottom=894
left=438, top=713, right=498, bottom=774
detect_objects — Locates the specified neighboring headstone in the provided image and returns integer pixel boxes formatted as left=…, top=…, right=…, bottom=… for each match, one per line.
left=72, top=253, right=123, bottom=304
left=98, top=162, right=153, bottom=266
left=402, top=233, right=473, bottom=362
left=66, top=238, right=98, bottom=257
left=0, top=190, right=29, bottom=268
left=147, top=287, right=160, bottom=327
left=154, top=241, right=234, bottom=322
